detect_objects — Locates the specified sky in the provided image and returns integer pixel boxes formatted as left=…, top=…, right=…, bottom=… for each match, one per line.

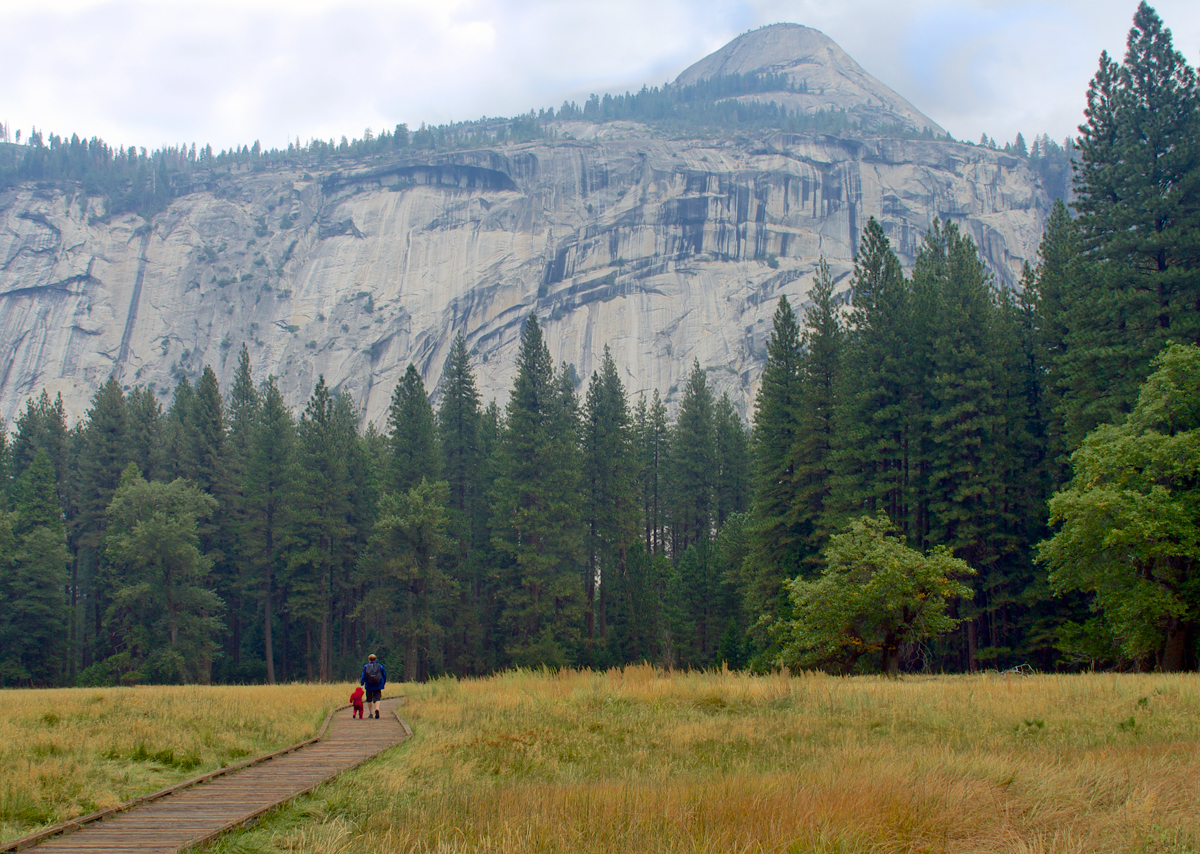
left=2, top=0, right=1198, bottom=155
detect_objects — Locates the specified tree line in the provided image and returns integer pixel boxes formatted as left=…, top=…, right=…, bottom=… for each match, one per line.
left=0, top=329, right=758, bottom=686
left=760, top=1, right=1200, bottom=674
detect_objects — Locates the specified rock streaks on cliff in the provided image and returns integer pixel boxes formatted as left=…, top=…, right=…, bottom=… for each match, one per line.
left=0, top=128, right=1049, bottom=427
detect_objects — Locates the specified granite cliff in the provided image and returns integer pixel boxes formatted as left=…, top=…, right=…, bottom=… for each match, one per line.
left=0, top=26, right=1050, bottom=426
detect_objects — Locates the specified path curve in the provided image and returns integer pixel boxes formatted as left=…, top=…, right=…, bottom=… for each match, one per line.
left=3, top=698, right=411, bottom=853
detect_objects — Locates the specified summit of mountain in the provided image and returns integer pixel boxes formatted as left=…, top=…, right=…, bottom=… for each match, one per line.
left=676, top=23, right=945, bottom=136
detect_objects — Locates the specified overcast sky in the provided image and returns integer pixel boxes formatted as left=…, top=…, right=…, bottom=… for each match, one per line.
left=2, top=0, right=1198, bottom=155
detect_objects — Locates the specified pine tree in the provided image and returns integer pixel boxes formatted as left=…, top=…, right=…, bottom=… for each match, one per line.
left=126, top=387, right=163, bottom=481
left=368, top=478, right=453, bottom=682
left=1070, top=2, right=1200, bottom=434
left=668, top=360, right=716, bottom=553
left=69, top=377, right=130, bottom=670
left=288, top=377, right=355, bottom=681
left=10, top=391, right=69, bottom=488
left=245, top=377, right=293, bottom=684
left=386, top=364, right=442, bottom=494
left=435, top=336, right=491, bottom=675
left=826, top=218, right=917, bottom=538
left=5, top=450, right=70, bottom=684
left=162, top=378, right=197, bottom=482
left=791, top=258, right=844, bottom=563
left=713, top=393, right=751, bottom=529
left=634, top=390, right=670, bottom=555
left=437, top=335, right=482, bottom=532
left=490, top=314, right=583, bottom=666
left=581, top=347, right=637, bottom=652
left=1029, top=200, right=1083, bottom=472
left=104, top=465, right=223, bottom=684
left=743, top=296, right=804, bottom=660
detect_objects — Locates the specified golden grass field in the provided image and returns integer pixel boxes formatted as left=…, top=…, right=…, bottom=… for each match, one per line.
left=4, top=669, right=1200, bottom=853
left=0, top=682, right=352, bottom=843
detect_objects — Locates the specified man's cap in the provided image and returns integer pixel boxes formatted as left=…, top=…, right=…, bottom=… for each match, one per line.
left=367, top=654, right=377, bottom=660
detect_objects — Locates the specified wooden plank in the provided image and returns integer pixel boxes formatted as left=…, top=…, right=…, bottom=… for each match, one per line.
left=4, top=700, right=409, bottom=854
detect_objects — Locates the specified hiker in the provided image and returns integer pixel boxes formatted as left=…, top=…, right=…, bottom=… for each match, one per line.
left=360, top=653, right=386, bottom=719
left=350, top=684, right=365, bottom=719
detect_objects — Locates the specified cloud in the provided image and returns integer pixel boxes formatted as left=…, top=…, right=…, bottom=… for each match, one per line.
left=2, top=0, right=1197, bottom=152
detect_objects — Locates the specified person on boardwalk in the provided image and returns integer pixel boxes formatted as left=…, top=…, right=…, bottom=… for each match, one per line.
left=350, top=685, right=365, bottom=718
left=360, top=653, right=386, bottom=719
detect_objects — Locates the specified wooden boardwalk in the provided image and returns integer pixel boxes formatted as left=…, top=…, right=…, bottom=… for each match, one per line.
left=5, top=698, right=410, bottom=853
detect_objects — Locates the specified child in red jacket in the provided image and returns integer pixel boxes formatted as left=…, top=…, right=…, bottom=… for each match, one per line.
left=350, top=685, right=365, bottom=719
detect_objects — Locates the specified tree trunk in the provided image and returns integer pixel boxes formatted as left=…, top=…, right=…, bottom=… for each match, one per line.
left=1160, top=618, right=1197, bottom=672
left=264, top=580, right=275, bottom=684
left=882, top=643, right=902, bottom=678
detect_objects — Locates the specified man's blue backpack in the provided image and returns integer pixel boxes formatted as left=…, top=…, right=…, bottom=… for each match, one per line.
left=364, top=661, right=383, bottom=687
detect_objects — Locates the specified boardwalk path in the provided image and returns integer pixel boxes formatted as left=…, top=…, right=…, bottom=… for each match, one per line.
left=7, top=698, right=410, bottom=853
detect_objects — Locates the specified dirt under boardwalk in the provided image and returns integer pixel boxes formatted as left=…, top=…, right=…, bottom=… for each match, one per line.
left=26, top=698, right=409, bottom=854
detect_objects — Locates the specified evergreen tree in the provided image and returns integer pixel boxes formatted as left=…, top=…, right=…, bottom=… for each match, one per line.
left=826, top=218, right=919, bottom=539
left=791, top=258, right=844, bottom=563
left=162, top=378, right=197, bottom=482
left=287, top=377, right=356, bottom=681
left=104, top=465, right=223, bottom=684
left=743, top=296, right=804, bottom=661
left=1029, top=200, right=1083, bottom=471
left=69, top=377, right=131, bottom=670
left=634, top=390, right=670, bottom=555
left=490, top=314, right=583, bottom=666
left=581, top=347, right=637, bottom=653
left=126, top=387, right=163, bottom=481
left=4, top=450, right=70, bottom=684
left=668, top=360, right=716, bottom=553
left=368, top=478, right=453, bottom=682
left=435, top=335, right=488, bottom=673
left=1069, top=2, right=1200, bottom=435
left=713, top=393, right=751, bottom=528
left=245, top=377, right=293, bottom=683
left=10, top=390, right=69, bottom=488
left=386, top=364, right=442, bottom=494
left=437, top=335, right=482, bottom=533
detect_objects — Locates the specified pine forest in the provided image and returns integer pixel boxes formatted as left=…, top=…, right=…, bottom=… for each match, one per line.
left=1, top=2, right=1199, bottom=684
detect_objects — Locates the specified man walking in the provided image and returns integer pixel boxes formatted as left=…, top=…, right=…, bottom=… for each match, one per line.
left=360, top=653, right=386, bottom=719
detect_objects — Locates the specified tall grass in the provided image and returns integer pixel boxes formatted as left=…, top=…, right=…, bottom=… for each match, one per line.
left=209, top=668, right=1200, bottom=854
left=0, top=683, right=353, bottom=843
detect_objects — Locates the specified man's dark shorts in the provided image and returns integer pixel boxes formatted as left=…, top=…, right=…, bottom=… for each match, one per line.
left=366, top=689, right=382, bottom=703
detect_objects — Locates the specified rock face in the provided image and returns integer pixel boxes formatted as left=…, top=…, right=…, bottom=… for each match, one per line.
left=675, top=24, right=946, bottom=136
left=0, top=28, right=1050, bottom=428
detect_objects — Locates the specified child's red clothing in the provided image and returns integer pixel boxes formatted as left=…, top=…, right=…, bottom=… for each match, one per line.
left=350, top=686, right=365, bottom=719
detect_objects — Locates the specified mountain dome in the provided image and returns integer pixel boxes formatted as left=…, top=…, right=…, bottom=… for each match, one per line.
left=676, top=23, right=944, bottom=136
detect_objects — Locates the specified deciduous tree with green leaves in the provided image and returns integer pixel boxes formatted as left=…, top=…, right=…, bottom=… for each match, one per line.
left=1039, top=342, right=1200, bottom=672
left=780, top=512, right=974, bottom=676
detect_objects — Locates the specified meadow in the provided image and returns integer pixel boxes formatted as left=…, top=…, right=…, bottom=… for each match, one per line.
left=0, top=682, right=353, bottom=843
left=3, top=670, right=1199, bottom=853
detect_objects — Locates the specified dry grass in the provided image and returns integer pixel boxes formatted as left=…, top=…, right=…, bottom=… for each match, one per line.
left=4, top=672, right=1197, bottom=852
left=0, top=682, right=355, bottom=843
left=208, top=668, right=1200, bottom=854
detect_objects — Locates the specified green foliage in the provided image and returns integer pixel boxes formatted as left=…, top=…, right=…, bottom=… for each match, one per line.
left=103, top=466, right=223, bottom=684
left=367, top=479, right=454, bottom=682
left=1039, top=343, right=1200, bottom=671
left=1064, top=2, right=1200, bottom=439
left=386, top=364, right=442, bottom=494
left=780, top=512, right=974, bottom=675
left=490, top=314, right=584, bottom=667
